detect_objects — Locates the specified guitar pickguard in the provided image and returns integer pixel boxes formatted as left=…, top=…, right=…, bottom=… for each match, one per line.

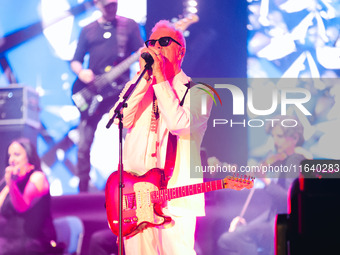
left=133, top=182, right=165, bottom=225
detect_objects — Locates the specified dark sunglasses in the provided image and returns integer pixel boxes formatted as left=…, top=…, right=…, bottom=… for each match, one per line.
left=145, top=36, right=182, bottom=48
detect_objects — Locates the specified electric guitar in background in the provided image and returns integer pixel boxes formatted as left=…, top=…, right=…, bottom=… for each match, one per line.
left=105, top=168, right=254, bottom=238
left=71, top=14, right=199, bottom=118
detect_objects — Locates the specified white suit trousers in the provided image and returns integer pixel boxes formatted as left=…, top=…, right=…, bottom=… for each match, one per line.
left=124, top=215, right=197, bottom=255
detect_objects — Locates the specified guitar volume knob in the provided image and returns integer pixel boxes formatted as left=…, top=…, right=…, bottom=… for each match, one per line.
left=123, top=218, right=131, bottom=223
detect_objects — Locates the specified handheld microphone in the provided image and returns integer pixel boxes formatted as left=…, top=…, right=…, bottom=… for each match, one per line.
left=141, top=52, right=154, bottom=68
left=106, top=52, right=154, bottom=129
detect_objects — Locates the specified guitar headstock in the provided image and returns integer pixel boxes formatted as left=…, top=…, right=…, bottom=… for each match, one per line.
left=173, top=14, right=199, bottom=32
left=224, top=174, right=255, bottom=190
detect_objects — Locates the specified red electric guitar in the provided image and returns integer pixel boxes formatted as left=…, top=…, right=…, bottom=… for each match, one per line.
left=105, top=168, right=254, bottom=238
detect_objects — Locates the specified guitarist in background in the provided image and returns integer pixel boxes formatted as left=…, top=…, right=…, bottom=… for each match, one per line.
left=70, top=0, right=143, bottom=192
left=216, top=116, right=307, bottom=255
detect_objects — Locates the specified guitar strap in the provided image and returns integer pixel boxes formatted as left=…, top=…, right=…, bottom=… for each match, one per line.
left=163, top=81, right=196, bottom=185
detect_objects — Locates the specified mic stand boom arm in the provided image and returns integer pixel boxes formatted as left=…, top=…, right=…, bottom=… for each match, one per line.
left=105, top=61, right=152, bottom=255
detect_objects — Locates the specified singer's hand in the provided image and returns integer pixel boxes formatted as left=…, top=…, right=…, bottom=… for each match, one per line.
left=140, top=48, right=166, bottom=84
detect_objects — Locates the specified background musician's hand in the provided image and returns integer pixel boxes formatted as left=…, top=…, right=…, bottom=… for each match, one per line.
left=228, top=216, right=247, bottom=232
left=207, top=156, right=221, bottom=166
left=78, top=69, right=95, bottom=84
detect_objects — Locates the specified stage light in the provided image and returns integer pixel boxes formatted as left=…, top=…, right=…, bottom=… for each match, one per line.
left=187, top=0, right=198, bottom=7
left=186, top=6, right=198, bottom=14
left=40, top=0, right=77, bottom=60
left=50, top=179, right=63, bottom=196
left=56, top=148, right=65, bottom=161
left=184, top=0, right=198, bottom=14
left=60, top=105, right=80, bottom=122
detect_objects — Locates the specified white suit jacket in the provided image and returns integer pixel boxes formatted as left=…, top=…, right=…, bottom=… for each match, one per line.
left=114, top=70, right=213, bottom=216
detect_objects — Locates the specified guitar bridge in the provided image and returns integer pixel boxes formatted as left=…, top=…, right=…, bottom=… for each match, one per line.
left=133, top=182, right=164, bottom=225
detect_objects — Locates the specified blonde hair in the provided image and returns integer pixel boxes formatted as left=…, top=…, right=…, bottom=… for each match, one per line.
left=152, top=20, right=186, bottom=48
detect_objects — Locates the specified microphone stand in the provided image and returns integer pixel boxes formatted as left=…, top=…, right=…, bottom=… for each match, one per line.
left=106, top=60, right=153, bottom=255
left=0, top=177, right=5, bottom=187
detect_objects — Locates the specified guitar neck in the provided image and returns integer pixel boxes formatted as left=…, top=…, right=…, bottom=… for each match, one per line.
left=77, top=51, right=140, bottom=96
left=150, top=179, right=225, bottom=203
left=102, top=52, right=139, bottom=83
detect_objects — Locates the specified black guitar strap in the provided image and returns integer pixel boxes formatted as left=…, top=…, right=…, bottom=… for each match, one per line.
left=163, top=81, right=196, bottom=185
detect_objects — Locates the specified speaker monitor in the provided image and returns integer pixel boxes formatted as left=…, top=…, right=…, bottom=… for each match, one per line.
left=0, top=86, right=39, bottom=180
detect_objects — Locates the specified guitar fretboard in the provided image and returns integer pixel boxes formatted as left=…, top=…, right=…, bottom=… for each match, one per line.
left=150, top=180, right=225, bottom=203
left=77, top=51, right=140, bottom=98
